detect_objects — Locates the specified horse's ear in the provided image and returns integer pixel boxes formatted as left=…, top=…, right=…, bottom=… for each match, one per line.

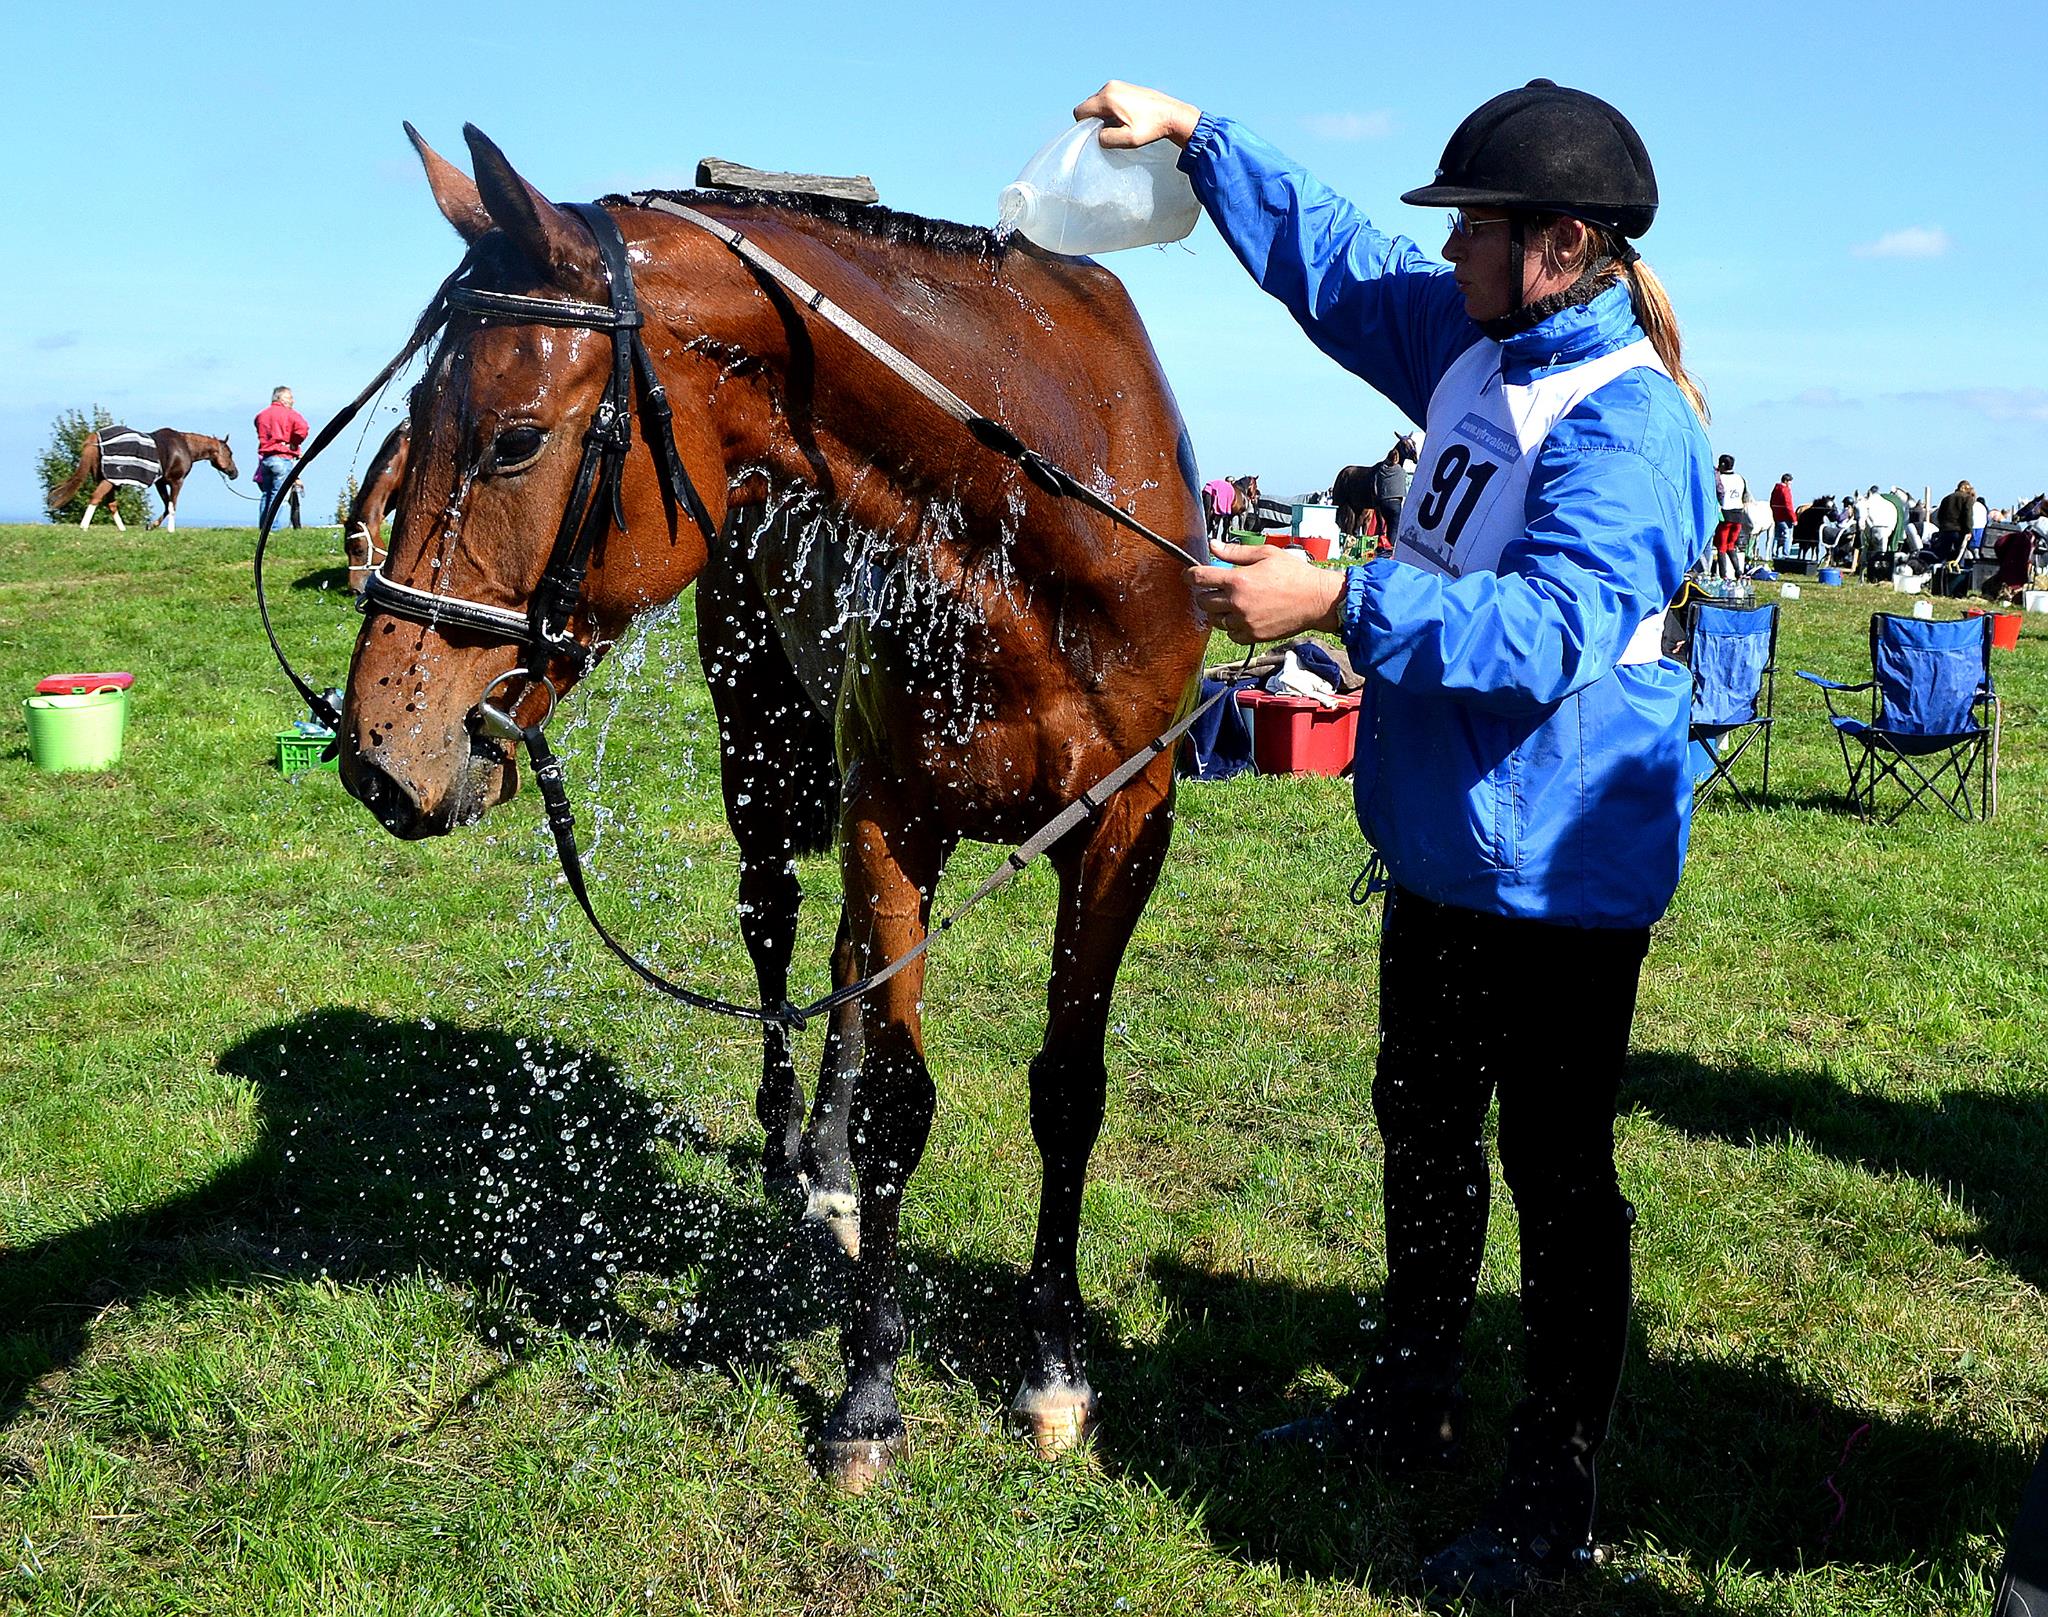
left=463, top=124, right=597, bottom=291
left=405, top=121, right=492, bottom=244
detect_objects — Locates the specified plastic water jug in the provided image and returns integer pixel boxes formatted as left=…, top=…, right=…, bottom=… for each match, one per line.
left=997, top=118, right=1201, bottom=255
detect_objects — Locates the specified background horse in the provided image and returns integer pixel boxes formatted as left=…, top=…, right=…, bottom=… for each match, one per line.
left=1200, top=472, right=1259, bottom=540
left=45, top=427, right=239, bottom=530
left=344, top=420, right=410, bottom=593
left=339, top=125, right=1205, bottom=1489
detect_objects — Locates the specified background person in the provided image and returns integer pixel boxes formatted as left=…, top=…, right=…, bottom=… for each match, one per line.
left=1074, top=76, right=1713, bottom=1601
left=1770, top=472, right=1797, bottom=560
left=1927, top=479, right=1976, bottom=573
left=1369, top=432, right=1418, bottom=542
left=1712, top=453, right=1749, bottom=579
left=254, top=385, right=310, bottom=528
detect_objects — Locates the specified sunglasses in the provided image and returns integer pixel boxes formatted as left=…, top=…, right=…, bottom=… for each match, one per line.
left=1446, top=211, right=1512, bottom=239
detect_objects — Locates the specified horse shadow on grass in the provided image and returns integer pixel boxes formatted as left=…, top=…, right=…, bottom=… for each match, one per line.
left=0, top=1011, right=2025, bottom=1609
left=0, top=1008, right=841, bottom=1436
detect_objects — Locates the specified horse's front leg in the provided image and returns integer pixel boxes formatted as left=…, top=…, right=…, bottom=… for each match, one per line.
left=817, top=769, right=950, bottom=1491
left=1013, top=762, right=1176, bottom=1456
left=735, top=846, right=807, bottom=1215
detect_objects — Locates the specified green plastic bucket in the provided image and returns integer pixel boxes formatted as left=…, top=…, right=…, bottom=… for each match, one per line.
left=25, top=687, right=128, bottom=772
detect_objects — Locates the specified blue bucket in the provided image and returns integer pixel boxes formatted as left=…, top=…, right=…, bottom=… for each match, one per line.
left=1817, top=566, right=1844, bottom=587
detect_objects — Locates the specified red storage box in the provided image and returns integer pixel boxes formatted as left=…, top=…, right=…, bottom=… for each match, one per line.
left=36, top=671, right=134, bottom=694
left=1235, top=688, right=1360, bottom=776
left=1267, top=534, right=1334, bottom=562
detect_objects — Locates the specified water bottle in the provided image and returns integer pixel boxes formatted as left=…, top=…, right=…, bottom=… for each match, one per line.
left=997, top=118, right=1202, bottom=255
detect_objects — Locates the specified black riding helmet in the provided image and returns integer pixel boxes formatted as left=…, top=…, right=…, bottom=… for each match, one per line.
left=1401, top=79, right=1658, bottom=239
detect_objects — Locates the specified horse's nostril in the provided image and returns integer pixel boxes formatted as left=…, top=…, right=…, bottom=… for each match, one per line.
left=349, top=757, right=425, bottom=838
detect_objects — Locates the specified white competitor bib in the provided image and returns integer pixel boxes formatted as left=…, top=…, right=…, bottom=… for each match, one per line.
left=1394, top=335, right=1669, bottom=665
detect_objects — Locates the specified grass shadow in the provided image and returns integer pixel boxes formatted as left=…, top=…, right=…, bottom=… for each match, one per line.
left=1627, top=1046, right=2048, bottom=1292
left=289, top=566, right=352, bottom=593
left=1069, top=1254, right=2027, bottom=1606
left=2, top=1017, right=2027, bottom=1606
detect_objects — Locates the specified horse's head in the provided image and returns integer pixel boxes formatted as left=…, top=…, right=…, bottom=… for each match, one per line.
left=213, top=434, right=240, bottom=479
left=341, top=125, right=726, bottom=840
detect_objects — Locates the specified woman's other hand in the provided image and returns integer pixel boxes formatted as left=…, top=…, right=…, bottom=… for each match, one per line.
left=1187, top=540, right=1348, bottom=644
left=1073, top=82, right=1201, bottom=149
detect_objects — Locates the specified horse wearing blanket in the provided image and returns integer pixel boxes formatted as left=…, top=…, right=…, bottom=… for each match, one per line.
left=46, top=426, right=240, bottom=530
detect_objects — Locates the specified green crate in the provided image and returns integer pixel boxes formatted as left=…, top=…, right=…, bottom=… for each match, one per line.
left=276, top=730, right=338, bottom=775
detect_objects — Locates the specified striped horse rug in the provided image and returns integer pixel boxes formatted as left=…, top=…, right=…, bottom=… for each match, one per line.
left=99, top=427, right=162, bottom=488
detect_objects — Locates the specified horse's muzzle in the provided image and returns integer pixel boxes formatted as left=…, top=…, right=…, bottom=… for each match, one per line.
left=344, top=733, right=516, bottom=840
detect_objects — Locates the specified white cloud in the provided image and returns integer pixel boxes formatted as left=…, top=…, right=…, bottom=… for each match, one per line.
left=1891, top=387, right=2048, bottom=424
left=1299, top=110, right=1395, bottom=142
left=1850, top=226, right=1952, bottom=260
left=1790, top=386, right=1858, bottom=409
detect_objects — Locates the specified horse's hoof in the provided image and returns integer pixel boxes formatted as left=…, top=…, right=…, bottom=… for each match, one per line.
left=815, top=1432, right=903, bottom=1493
left=1011, top=1383, right=1098, bottom=1457
left=763, top=1168, right=808, bottom=1222
left=804, top=1188, right=860, bottom=1260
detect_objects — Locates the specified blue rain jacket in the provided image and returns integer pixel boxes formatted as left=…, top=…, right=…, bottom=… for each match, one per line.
left=1180, top=115, right=1716, bottom=928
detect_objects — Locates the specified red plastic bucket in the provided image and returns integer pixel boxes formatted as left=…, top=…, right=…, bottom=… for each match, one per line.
left=1234, top=689, right=1360, bottom=775
left=36, top=671, right=135, bottom=695
left=1965, top=610, right=2024, bottom=649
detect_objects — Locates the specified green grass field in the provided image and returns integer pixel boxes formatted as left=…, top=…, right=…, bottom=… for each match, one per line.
left=3, top=520, right=2044, bottom=1614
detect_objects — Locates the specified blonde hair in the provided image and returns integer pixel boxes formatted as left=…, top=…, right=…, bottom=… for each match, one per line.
left=1619, top=259, right=1708, bottom=423
left=1559, top=222, right=1709, bottom=423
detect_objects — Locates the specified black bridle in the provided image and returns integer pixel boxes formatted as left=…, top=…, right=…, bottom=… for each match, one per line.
left=254, top=202, right=717, bottom=730
left=255, top=193, right=1232, bottom=1030
left=362, top=202, right=719, bottom=690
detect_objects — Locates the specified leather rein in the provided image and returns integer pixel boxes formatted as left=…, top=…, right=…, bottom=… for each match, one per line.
left=255, top=194, right=1230, bottom=1031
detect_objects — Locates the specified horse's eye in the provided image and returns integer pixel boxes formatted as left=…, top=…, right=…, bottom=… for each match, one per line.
left=491, top=425, right=545, bottom=471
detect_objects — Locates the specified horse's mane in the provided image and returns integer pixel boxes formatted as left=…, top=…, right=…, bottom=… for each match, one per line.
left=604, top=188, right=1000, bottom=257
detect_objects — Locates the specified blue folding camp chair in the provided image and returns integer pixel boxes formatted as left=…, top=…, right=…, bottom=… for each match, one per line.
left=1797, top=612, right=2000, bottom=823
left=1689, top=599, right=1777, bottom=807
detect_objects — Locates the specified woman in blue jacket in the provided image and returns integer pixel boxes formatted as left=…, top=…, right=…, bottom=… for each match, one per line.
left=1076, top=79, right=1715, bottom=1598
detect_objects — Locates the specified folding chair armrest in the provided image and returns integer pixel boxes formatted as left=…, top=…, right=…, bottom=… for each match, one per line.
left=1794, top=672, right=1870, bottom=692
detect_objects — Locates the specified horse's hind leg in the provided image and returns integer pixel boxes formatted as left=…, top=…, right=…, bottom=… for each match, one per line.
left=1012, top=765, right=1176, bottom=1455
left=817, top=774, right=950, bottom=1490
left=801, top=910, right=862, bottom=1256
left=695, top=553, right=838, bottom=1213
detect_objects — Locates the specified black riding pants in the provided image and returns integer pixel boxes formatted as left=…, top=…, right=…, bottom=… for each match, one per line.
left=1372, top=884, right=1648, bottom=1509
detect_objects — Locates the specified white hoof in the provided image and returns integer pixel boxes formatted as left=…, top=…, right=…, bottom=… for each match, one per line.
left=1011, top=1383, right=1098, bottom=1457
left=803, top=1188, right=860, bottom=1260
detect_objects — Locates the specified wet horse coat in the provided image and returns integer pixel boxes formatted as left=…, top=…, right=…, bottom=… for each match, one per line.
left=339, top=126, right=1207, bottom=1485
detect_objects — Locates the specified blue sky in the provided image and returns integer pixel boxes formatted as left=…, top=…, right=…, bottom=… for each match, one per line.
left=3, top=0, right=2043, bottom=525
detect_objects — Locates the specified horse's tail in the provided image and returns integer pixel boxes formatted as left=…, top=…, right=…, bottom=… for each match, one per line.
left=46, top=432, right=99, bottom=509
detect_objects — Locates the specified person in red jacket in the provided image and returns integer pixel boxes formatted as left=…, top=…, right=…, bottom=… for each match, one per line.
left=253, top=386, right=310, bottom=528
left=1769, top=473, right=1796, bottom=561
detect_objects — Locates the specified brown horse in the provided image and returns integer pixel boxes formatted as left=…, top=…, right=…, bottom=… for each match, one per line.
left=344, top=420, right=410, bottom=593
left=46, top=427, right=239, bottom=531
left=338, top=125, right=1206, bottom=1488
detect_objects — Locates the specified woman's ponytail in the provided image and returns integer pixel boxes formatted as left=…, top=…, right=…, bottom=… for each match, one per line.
left=1568, top=225, right=1708, bottom=423
left=1620, top=256, right=1708, bottom=423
